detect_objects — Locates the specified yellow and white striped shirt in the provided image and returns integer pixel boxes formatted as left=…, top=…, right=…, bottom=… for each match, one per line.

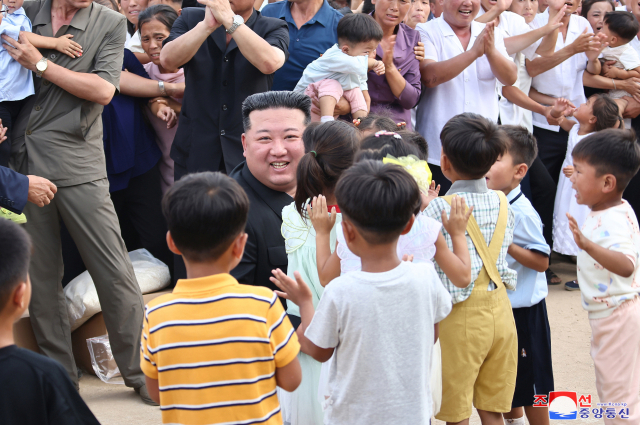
left=141, top=273, right=300, bottom=425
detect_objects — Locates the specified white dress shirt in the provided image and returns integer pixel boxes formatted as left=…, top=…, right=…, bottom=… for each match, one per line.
left=416, top=17, right=511, bottom=165
left=477, top=8, right=538, bottom=131
left=529, top=10, right=593, bottom=131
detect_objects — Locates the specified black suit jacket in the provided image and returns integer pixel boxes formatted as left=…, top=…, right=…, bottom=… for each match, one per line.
left=230, top=162, right=292, bottom=306
left=0, top=166, right=29, bottom=214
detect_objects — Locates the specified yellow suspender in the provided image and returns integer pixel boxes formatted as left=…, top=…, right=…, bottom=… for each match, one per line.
left=441, top=191, right=508, bottom=290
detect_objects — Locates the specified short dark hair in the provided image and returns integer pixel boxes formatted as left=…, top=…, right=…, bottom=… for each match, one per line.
left=294, top=121, right=359, bottom=217
left=0, top=220, right=31, bottom=311
left=162, top=172, right=250, bottom=262
left=501, top=125, right=538, bottom=167
left=337, top=13, right=383, bottom=45
left=581, top=0, right=615, bottom=19
left=356, top=133, right=420, bottom=162
left=335, top=160, right=421, bottom=245
left=397, top=130, right=428, bottom=160
left=591, top=93, right=624, bottom=131
left=242, top=91, right=311, bottom=131
left=93, top=0, right=119, bottom=12
left=572, top=128, right=640, bottom=191
left=138, top=4, right=179, bottom=33
left=440, top=113, right=508, bottom=179
left=604, top=11, right=640, bottom=41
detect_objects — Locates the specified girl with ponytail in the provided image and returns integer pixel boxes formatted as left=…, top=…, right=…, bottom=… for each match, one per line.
left=279, top=120, right=359, bottom=425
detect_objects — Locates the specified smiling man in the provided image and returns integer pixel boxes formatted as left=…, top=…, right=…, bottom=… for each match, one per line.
left=230, top=91, right=309, bottom=309
left=416, top=0, right=517, bottom=193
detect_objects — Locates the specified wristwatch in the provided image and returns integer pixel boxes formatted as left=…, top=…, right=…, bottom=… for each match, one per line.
left=158, top=81, right=167, bottom=96
left=35, top=57, right=48, bottom=78
left=226, top=15, right=244, bottom=35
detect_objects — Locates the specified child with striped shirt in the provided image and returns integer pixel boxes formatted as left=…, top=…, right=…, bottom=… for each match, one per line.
left=140, top=172, right=301, bottom=425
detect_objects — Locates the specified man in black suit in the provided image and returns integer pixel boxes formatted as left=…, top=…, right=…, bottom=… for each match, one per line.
left=230, top=91, right=310, bottom=313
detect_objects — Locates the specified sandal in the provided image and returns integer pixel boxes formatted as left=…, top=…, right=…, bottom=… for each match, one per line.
left=564, top=280, right=580, bottom=291
left=546, top=268, right=562, bottom=285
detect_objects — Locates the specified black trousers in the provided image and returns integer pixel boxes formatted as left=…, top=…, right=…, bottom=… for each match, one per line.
left=429, top=163, right=453, bottom=194
left=527, top=156, right=556, bottom=249
left=0, top=97, right=31, bottom=167
left=532, top=126, right=569, bottom=185
left=61, top=164, right=172, bottom=285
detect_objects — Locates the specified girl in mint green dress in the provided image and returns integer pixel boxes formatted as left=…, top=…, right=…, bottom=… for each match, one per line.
left=278, top=121, right=359, bottom=425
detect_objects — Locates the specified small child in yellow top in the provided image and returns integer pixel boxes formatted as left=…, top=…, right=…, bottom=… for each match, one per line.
left=424, top=113, right=518, bottom=424
left=140, top=172, right=301, bottom=425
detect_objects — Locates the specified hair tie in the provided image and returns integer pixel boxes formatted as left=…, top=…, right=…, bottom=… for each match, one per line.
left=310, top=150, right=317, bottom=157
left=353, top=118, right=362, bottom=127
left=374, top=130, right=402, bottom=139
left=396, top=122, right=406, bottom=128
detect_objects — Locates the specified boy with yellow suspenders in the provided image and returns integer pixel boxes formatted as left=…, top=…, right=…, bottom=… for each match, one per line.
left=424, top=113, right=518, bottom=424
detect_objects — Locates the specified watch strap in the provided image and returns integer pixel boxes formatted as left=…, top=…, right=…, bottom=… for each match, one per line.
left=158, top=81, right=167, bottom=96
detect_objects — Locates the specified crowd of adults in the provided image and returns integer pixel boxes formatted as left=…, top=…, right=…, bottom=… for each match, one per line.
left=2, top=0, right=640, bottom=406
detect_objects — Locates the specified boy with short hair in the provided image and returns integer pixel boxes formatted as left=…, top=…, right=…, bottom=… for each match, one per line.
left=294, top=13, right=385, bottom=122
left=485, top=125, right=554, bottom=425
left=567, top=129, right=640, bottom=424
left=141, top=172, right=302, bottom=425
left=0, top=219, right=100, bottom=425
left=424, top=113, right=519, bottom=424
left=271, top=160, right=455, bottom=424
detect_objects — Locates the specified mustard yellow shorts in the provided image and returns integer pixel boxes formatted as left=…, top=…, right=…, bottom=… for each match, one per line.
left=436, top=285, right=518, bottom=423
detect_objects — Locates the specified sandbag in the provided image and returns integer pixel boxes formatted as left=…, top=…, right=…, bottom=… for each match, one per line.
left=65, top=249, right=170, bottom=331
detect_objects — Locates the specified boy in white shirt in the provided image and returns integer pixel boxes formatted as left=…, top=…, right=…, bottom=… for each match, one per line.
left=271, top=160, right=456, bottom=425
left=294, top=13, right=385, bottom=123
left=567, top=129, right=640, bottom=424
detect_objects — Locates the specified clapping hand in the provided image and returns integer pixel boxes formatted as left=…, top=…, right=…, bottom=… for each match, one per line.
left=567, top=213, right=590, bottom=250
left=563, top=165, right=574, bottom=178
left=307, top=195, right=336, bottom=236
left=270, top=269, right=313, bottom=307
left=420, top=180, right=441, bottom=211
left=441, top=196, right=473, bottom=237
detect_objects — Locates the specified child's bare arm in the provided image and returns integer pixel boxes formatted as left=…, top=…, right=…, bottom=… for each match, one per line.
left=508, top=244, right=549, bottom=273
left=144, top=376, right=160, bottom=404
left=568, top=213, right=635, bottom=277
left=271, top=270, right=335, bottom=362
left=24, top=33, right=82, bottom=58
left=308, top=196, right=341, bottom=286
left=275, top=356, right=302, bottom=392
left=133, top=51, right=152, bottom=65
left=433, top=197, right=473, bottom=288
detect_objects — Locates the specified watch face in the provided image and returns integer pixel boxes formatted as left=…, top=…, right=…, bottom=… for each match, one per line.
left=36, top=60, right=47, bottom=72
left=234, top=15, right=244, bottom=25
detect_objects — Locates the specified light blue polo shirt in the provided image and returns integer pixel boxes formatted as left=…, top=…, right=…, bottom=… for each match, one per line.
left=506, top=185, right=550, bottom=308
left=262, top=0, right=343, bottom=91
left=0, top=7, right=34, bottom=102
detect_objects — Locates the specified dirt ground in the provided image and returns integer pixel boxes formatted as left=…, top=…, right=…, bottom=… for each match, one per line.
left=79, top=254, right=603, bottom=425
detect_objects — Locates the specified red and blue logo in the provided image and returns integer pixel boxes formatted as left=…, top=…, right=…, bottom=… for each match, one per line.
left=548, top=391, right=578, bottom=420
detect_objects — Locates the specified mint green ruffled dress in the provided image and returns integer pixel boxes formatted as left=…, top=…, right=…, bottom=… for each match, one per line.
left=278, top=201, right=341, bottom=425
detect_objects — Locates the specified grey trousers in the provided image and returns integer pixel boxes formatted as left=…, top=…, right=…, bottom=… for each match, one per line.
left=24, top=178, right=145, bottom=388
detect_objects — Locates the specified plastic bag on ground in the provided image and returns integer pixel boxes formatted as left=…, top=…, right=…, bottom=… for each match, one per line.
left=65, top=249, right=170, bottom=331
left=87, top=334, right=124, bottom=384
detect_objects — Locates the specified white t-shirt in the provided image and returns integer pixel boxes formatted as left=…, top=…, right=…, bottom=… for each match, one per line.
left=577, top=200, right=640, bottom=319
left=305, top=261, right=452, bottom=425
left=294, top=44, right=369, bottom=92
left=529, top=11, right=593, bottom=131
left=416, top=17, right=511, bottom=165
